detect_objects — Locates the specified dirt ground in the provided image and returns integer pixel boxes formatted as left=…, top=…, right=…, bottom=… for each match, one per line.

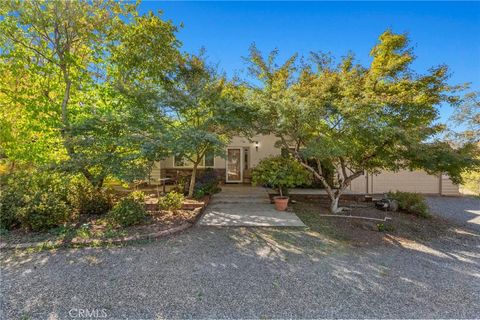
left=293, top=200, right=456, bottom=247
left=1, top=208, right=201, bottom=247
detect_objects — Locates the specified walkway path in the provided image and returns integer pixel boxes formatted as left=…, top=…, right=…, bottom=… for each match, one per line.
left=198, top=185, right=306, bottom=227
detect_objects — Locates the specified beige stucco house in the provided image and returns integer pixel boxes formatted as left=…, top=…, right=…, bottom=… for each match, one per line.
left=150, top=134, right=460, bottom=196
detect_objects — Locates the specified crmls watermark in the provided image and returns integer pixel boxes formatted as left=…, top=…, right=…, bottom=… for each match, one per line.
left=68, top=308, right=108, bottom=318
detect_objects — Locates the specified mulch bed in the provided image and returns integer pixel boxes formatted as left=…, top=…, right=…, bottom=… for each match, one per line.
left=0, top=196, right=210, bottom=250
left=293, top=200, right=456, bottom=247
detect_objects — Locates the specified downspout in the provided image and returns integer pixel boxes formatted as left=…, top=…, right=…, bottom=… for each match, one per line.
left=439, top=173, right=443, bottom=196
left=365, top=171, right=369, bottom=194
left=370, top=173, right=374, bottom=194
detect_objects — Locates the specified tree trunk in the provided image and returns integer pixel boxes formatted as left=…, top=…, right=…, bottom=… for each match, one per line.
left=330, top=196, right=340, bottom=214
left=188, top=162, right=198, bottom=198
left=296, top=159, right=364, bottom=214
left=279, top=186, right=283, bottom=197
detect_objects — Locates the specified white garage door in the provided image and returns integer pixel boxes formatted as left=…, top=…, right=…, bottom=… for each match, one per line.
left=372, top=170, right=440, bottom=194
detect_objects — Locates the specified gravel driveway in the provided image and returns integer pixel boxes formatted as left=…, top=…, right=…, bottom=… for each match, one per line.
left=427, top=196, right=480, bottom=232
left=1, top=224, right=479, bottom=319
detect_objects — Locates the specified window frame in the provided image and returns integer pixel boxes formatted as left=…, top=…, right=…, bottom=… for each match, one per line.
left=173, top=150, right=215, bottom=168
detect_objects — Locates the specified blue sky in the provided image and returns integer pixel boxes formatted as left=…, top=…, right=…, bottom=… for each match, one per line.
left=140, top=1, right=480, bottom=124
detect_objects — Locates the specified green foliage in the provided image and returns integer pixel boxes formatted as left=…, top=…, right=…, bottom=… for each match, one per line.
left=76, top=224, right=92, bottom=239
left=193, top=169, right=221, bottom=199
left=70, top=182, right=113, bottom=215
left=159, top=191, right=185, bottom=211
left=163, top=52, right=255, bottom=197
left=449, top=92, right=480, bottom=194
left=172, top=175, right=189, bottom=195
left=462, top=169, right=480, bottom=195
left=387, top=191, right=430, bottom=218
left=245, top=30, right=479, bottom=212
left=377, top=223, right=395, bottom=232
left=252, top=156, right=311, bottom=196
left=130, top=191, right=146, bottom=202
left=107, top=197, right=146, bottom=228
left=0, top=1, right=180, bottom=188
left=0, top=171, right=75, bottom=231
left=449, top=92, right=480, bottom=144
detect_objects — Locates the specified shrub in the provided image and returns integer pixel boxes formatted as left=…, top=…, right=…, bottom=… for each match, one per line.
left=129, top=190, right=145, bottom=202
left=387, top=191, right=430, bottom=218
left=172, top=175, right=189, bottom=195
left=159, top=191, right=184, bottom=211
left=194, top=169, right=221, bottom=199
left=377, top=223, right=395, bottom=232
left=252, top=156, right=311, bottom=196
left=0, top=177, right=23, bottom=229
left=107, top=197, right=146, bottom=227
left=70, top=181, right=113, bottom=215
left=0, top=171, right=75, bottom=231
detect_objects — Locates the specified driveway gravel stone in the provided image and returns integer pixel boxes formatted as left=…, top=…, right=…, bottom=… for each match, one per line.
left=427, top=196, right=480, bottom=232
left=1, top=224, right=479, bottom=319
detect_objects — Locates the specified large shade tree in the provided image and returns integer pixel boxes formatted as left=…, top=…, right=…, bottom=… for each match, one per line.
left=162, top=52, right=254, bottom=197
left=246, top=31, right=479, bottom=213
left=0, top=0, right=180, bottom=189
left=449, top=92, right=480, bottom=194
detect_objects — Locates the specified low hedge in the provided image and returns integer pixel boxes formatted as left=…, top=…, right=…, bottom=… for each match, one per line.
left=0, top=171, right=76, bottom=231
left=107, top=195, right=147, bottom=228
left=387, top=191, right=430, bottom=218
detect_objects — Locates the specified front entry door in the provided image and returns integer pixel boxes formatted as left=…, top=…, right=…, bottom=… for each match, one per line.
left=226, top=148, right=242, bottom=183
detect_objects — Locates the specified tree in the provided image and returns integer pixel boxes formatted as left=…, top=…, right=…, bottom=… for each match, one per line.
left=0, top=1, right=180, bottom=189
left=251, top=156, right=311, bottom=197
left=246, top=31, right=479, bottom=213
left=449, top=92, right=480, bottom=194
left=450, top=92, right=480, bottom=144
left=162, top=52, right=253, bottom=197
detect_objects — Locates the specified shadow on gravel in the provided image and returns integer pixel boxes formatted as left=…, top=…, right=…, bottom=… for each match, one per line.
left=1, top=224, right=479, bottom=319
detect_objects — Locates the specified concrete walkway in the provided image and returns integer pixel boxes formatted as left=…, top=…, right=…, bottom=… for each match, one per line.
left=198, top=185, right=306, bottom=227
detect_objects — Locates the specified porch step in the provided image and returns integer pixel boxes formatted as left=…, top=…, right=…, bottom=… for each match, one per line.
left=212, top=198, right=271, bottom=204
left=198, top=184, right=305, bottom=227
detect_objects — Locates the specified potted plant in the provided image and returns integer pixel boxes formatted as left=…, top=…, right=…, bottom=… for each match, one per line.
left=252, top=156, right=311, bottom=211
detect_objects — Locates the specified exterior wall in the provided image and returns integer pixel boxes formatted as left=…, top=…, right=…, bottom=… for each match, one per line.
left=440, top=174, right=461, bottom=196
left=148, top=161, right=162, bottom=184
left=348, top=170, right=460, bottom=195
left=151, top=134, right=460, bottom=195
left=161, top=168, right=226, bottom=183
left=159, top=134, right=281, bottom=172
left=371, top=170, right=440, bottom=194
left=348, top=174, right=368, bottom=193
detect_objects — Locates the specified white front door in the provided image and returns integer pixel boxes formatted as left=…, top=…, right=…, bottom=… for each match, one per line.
left=226, top=148, right=243, bottom=183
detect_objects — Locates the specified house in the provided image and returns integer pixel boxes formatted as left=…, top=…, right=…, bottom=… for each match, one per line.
left=150, top=134, right=460, bottom=196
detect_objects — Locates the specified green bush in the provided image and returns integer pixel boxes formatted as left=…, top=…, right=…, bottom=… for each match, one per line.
left=387, top=191, right=430, bottom=218
left=159, top=191, right=184, bottom=211
left=377, top=223, right=395, bottom=232
left=193, top=169, right=221, bottom=199
left=252, top=156, right=311, bottom=196
left=129, top=190, right=145, bottom=202
left=107, top=196, right=146, bottom=227
left=70, top=181, right=113, bottom=215
left=0, top=177, right=23, bottom=229
left=0, top=171, right=75, bottom=231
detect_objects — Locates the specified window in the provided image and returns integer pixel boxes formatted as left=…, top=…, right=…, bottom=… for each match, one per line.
left=174, top=150, right=215, bottom=167
left=174, top=155, right=190, bottom=167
